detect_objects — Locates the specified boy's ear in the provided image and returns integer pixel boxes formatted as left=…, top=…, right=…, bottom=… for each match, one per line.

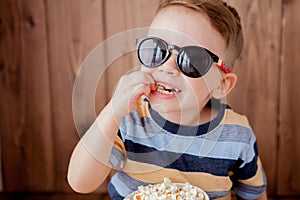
left=211, top=73, right=237, bottom=99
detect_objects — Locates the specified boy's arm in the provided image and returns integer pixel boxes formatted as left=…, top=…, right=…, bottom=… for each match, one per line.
left=67, top=102, right=119, bottom=193
left=67, top=71, right=155, bottom=193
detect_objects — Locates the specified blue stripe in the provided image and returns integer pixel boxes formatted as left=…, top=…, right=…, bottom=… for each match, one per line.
left=108, top=182, right=124, bottom=200
left=232, top=143, right=259, bottom=180
left=120, top=106, right=256, bottom=163
left=125, top=140, right=236, bottom=176
left=122, top=117, right=253, bottom=144
left=110, top=173, right=132, bottom=197
left=120, top=124, right=256, bottom=162
left=237, top=156, right=258, bottom=179
left=109, top=146, right=125, bottom=170
left=108, top=172, right=149, bottom=199
left=124, top=139, right=258, bottom=178
left=233, top=180, right=266, bottom=199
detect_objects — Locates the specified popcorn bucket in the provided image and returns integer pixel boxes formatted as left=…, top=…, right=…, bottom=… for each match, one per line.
left=124, top=178, right=209, bottom=200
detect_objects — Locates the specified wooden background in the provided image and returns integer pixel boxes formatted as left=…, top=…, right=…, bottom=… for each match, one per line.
left=0, top=0, right=299, bottom=199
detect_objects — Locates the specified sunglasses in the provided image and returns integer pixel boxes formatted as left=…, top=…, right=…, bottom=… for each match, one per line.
left=136, top=37, right=230, bottom=78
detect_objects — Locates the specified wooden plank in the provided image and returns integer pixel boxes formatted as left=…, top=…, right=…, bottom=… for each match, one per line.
left=226, top=0, right=282, bottom=195
left=45, top=0, right=107, bottom=192
left=277, top=0, right=300, bottom=195
left=122, top=0, right=162, bottom=29
left=103, top=0, right=161, bottom=101
left=123, top=0, right=163, bottom=74
left=102, top=0, right=135, bottom=101
left=0, top=0, right=54, bottom=191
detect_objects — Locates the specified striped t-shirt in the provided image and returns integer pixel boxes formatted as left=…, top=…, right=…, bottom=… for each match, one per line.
left=108, top=98, right=267, bottom=200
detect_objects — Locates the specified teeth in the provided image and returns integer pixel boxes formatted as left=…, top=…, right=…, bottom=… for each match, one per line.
left=156, top=83, right=181, bottom=95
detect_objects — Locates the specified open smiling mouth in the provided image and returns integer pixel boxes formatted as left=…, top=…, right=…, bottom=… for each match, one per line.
left=155, top=83, right=182, bottom=95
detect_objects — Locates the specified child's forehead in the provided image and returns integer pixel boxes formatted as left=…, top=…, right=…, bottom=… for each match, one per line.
left=148, top=6, right=226, bottom=54
left=147, top=28, right=199, bottom=47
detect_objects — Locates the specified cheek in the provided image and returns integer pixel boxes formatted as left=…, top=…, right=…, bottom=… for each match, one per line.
left=182, top=79, right=211, bottom=107
left=202, top=65, right=222, bottom=92
left=184, top=78, right=210, bottom=97
left=140, top=66, right=154, bottom=73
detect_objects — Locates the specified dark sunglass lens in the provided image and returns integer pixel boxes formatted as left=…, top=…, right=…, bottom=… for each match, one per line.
left=138, top=38, right=167, bottom=68
left=177, top=47, right=213, bottom=78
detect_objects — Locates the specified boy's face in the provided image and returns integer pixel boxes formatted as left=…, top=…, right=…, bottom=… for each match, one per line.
left=141, top=6, right=227, bottom=121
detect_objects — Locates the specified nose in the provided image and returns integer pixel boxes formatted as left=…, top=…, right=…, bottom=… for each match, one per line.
left=157, top=54, right=180, bottom=77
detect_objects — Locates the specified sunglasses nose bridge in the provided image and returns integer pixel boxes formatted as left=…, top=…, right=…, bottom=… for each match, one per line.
left=166, top=45, right=180, bottom=63
left=167, top=44, right=180, bottom=54
left=164, top=44, right=180, bottom=65
left=157, top=45, right=181, bottom=77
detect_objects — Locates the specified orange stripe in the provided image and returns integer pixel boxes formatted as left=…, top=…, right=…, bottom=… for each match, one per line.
left=123, top=159, right=232, bottom=192
left=221, top=109, right=249, bottom=127
left=135, top=96, right=151, bottom=118
left=114, top=136, right=126, bottom=152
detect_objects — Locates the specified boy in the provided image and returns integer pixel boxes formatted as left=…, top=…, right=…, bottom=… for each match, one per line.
left=68, top=0, right=267, bottom=199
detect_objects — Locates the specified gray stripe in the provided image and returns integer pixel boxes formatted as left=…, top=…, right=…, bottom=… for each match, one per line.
left=206, top=190, right=230, bottom=199
left=233, top=164, right=267, bottom=199
left=109, top=146, right=126, bottom=170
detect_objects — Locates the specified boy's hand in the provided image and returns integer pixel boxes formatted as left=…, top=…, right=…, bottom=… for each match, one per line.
left=110, top=71, right=156, bottom=122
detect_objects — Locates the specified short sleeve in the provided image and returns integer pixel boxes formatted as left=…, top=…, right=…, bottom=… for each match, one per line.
left=231, top=141, right=267, bottom=199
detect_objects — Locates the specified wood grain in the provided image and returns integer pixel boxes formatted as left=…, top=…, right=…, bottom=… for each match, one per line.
left=45, top=0, right=106, bottom=192
left=227, top=0, right=282, bottom=194
left=102, top=0, right=162, bottom=102
left=0, top=0, right=54, bottom=191
left=277, top=0, right=300, bottom=195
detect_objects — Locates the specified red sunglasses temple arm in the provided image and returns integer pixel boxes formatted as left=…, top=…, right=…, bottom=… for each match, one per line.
left=216, top=59, right=231, bottom=73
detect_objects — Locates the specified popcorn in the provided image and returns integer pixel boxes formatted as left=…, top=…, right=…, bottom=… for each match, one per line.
left=124, top=177, right=209, bottom=200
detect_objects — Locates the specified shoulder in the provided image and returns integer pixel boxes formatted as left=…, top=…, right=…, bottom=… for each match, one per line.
left=221, top=107, right=250, bottom=128
left=218, top=107, right=256, bottom=144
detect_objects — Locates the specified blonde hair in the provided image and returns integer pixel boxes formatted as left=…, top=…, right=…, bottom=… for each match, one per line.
left=158, top=0, right=243, bottom=69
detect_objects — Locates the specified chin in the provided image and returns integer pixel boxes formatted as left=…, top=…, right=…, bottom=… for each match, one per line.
left=148, top=96, right=179, bottom=112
